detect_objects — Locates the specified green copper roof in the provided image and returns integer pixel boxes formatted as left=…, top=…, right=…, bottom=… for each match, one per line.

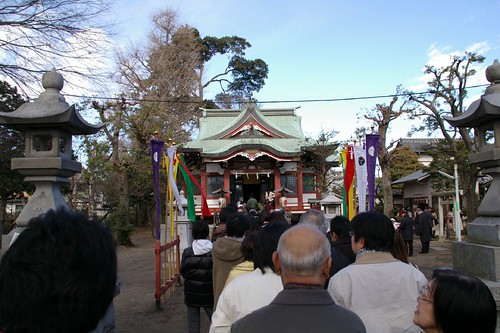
left=186, top=104, right=308, bottom=157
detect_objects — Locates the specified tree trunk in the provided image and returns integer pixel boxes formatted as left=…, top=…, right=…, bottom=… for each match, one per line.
left=119, top=170, right=130, bottom=224
left=88, top=180, right=95, bottom=217
left=117, top=170, right=130, bottom=225
left=377, top=122, right=393, bottom=217
left=461, top=167, right=478, bottom=223
left=71, top=175, right=79, bottom=209
left=380, top=162, right=394, bottom=216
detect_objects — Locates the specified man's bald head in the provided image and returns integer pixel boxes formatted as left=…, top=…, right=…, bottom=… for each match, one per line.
left=276, top=224, right=331, bottom=277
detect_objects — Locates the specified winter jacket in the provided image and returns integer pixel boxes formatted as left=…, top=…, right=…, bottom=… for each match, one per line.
left=225, top=260, right=254, bottom=287
left=324, top=246, right=351, bottom=288
left=212, top=237, right=244, bottom=309
left=181, top=239, right=214, bottom=307
left=415, top=211, right=433, bottom=242
left=399, top=215, right=414, bottom=241
left=331, top=238, right=356, bottom=264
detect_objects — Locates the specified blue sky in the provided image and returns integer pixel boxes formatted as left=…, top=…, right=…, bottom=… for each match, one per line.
left=111, top=0, right=500, bottom=143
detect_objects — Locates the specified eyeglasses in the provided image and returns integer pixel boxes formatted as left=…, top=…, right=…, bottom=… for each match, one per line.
left=418, top=285, right=434, bottom=303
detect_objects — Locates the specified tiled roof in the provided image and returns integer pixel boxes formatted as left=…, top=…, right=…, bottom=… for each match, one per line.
left=320, top=193, right=343, bottom=204
left=395, top=138, right=443, bottom=153
left=186, top=104, right=308, bottom=156
left=392, top=169, right=454, bottom=184
left=392, top=169, right=429, bottom=184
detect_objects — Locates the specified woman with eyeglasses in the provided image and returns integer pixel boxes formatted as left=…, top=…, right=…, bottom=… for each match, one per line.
left=413, top=268, right=497, bottom=333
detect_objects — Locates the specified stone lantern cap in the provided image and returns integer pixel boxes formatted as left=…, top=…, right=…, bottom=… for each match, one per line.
left=0, top=68, right=102, bottom=134
left=445, top=59, right=500, bottom=128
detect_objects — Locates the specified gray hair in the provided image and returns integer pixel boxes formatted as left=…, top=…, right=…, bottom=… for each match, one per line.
left=277, top=225, right=331, bottom=276
left=298, top=209, right=328, bottom=234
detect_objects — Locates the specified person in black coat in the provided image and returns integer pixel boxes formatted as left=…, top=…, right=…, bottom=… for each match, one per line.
left=399, top=210, right=414, bottom=256
left=329, top=215, right=356, bottom=263
left=181, top=220, right=214, bottom=333
left=415, top=207, right=433, bottom=254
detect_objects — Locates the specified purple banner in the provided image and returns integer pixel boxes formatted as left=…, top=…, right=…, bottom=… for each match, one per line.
left=365, top=134, right=380, bottom=211
left=151, top=139, right=164, bottom=241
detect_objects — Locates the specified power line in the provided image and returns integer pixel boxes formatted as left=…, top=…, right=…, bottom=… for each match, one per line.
left=64, top=83, right=489, bottom=105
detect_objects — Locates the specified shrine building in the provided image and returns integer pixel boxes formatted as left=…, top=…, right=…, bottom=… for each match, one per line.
left=181, top=103, right=337, bottom=217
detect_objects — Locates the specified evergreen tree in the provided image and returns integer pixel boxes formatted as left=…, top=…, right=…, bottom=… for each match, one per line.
left=0, top=81, right=28, bottom=233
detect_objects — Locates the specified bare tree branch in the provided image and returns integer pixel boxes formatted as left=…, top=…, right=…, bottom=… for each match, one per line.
left=0, top=0, right=115, bottom=94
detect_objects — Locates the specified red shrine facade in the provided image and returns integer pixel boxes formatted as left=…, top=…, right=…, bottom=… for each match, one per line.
left=182, top=104, right=334, bottom=217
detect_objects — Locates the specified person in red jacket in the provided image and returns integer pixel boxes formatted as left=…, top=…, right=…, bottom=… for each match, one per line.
left=181, top=220, right=214, bottom=333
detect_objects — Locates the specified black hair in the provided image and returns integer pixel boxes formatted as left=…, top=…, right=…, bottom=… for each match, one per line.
left=391, top=231, right=408, bottom=263
left=248, top=219, right=261, bottom=233
left=330, top=215, right=350, bottom=239
left=351, top=211, right=394, bottom=251
left=226, top=213, right=250, bottom=237
left=240, top=231, right=258, bottom=261
left=259, top=210, right=270, bottom=222
left=431, top=269, right=497, bottom=333
left=219, top=205, right=236, bottom=224
left=268, top=210, right=287, bottom=224
left=0, top=208, right=117, bottom=333
left=192, top=220, right=209, bottom=240
left=253, top=221, right=290, bottom=274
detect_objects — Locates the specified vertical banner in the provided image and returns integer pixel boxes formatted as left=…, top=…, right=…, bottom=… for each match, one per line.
left=178, top=154, right=196, bottom=222
left=177, top=157, right=213, bottom=218
left=365, top=134, right=380, bottom=211
left=166, top=146, right=185, bottom=216
left=340, top=148, right=348, bottom=217
left=151, top=138, right=164, bottom=241
left=354, top=145, right=367, bottom=213
left=345, top=145, right=355, bottom=219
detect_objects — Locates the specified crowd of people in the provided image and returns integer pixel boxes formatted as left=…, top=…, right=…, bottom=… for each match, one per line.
left=0, top=205, right=496, bottom=333
left=393, top=206, right=439, bottom=256
left=180, top=203, right=498, bottom=333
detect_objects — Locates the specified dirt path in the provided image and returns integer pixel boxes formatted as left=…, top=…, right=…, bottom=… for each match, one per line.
left=114, top=226, right=210, bottom=333
left=113, top=227, right=452, bottom=332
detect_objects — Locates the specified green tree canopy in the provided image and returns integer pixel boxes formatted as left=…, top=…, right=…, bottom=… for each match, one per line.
left=0, top=81, right=28, bottom=229
left=389, top=146, right=423, bottom=183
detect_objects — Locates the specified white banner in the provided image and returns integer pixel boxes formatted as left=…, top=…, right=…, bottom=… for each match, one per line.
left=354, top=145, right=367, bottom=213
left=167, top=146, right=184, bottom=215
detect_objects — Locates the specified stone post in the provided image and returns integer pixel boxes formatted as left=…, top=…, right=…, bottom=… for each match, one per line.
left=445, top=59, right=500, bottom=331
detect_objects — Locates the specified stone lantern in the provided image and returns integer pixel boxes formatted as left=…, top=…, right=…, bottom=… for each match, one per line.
left=0, top=69, right=102, bottom=248
left=445, top=59, right=500, bottom=326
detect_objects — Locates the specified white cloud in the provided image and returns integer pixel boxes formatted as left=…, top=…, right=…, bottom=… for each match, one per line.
left=410, top=42, right=491, bottom=93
